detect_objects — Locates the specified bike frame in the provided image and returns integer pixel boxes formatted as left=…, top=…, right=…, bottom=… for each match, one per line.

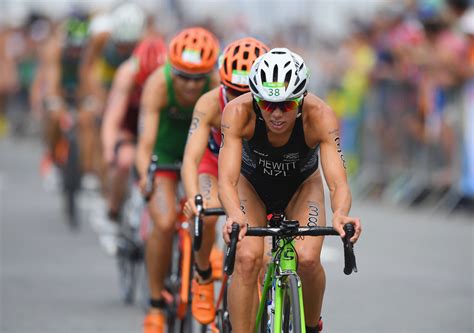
left=255, top=238, right=306, bottom=332
left=145, top=156, right=195, bottom=327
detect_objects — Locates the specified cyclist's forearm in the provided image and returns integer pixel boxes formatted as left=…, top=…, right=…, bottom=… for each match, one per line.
left=329, top=183, right=352, bottom=217
left=181, top=158, right=200, bottom=200
left=218, top=181, right=243, bottom=220
left=136, top=144, right=153, bottom=179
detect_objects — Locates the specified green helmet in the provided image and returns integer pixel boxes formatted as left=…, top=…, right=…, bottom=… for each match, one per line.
left=64, top=15, right=89, bottom=47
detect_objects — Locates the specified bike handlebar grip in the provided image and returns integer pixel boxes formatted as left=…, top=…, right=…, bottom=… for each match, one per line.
left=144, top=155, right=158, bottom=202
left=193, top=194, right=204, bottom=251
left=343, top=224, right=358, bottom=275
left=224, top=223, right=240, bottom=276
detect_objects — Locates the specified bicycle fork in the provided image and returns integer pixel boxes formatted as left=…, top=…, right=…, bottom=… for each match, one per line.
left=255, top=240, right=306, bottom=332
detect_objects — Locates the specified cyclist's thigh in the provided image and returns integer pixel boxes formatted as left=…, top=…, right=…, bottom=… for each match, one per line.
left=148, top=175, right=178, bottom=232
left=286, top=170, right=326, bottom=256
left=234, top=176, right=268, bottom=261
left=198, top=173, right=220, bottom=207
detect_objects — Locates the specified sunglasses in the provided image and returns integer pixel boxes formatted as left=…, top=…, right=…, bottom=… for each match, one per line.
left=172, top=67, right=209, bottom=81
left=254, top=96, right=303, bottom=113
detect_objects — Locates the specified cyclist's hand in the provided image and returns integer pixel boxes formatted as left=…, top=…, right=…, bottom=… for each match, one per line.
left=139, top=176, right=149, bottom=198
left=223, top=216, right=247, bottom=245
left=332, top=213, right=362, bottom=244
left=183, top=198, right=198, bottom=219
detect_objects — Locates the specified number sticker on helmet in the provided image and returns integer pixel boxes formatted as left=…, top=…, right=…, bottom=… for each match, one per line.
left=231, top=70, right=249, bottom=85
left=182, top=49, right=202, bottom=64
left=263, top=82, right=284, bottom=97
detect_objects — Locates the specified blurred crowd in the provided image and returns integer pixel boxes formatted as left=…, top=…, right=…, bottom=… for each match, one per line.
left=0, top=0, right=472, bottom=211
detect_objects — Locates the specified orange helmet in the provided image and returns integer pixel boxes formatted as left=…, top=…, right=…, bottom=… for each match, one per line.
left=219, top=37, right=269, bottom=92
left=168, top=27, right=220, bottom=75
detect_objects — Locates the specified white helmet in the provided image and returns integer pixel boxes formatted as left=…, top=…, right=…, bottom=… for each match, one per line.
left=110, top=2, right=146, bottom=43
left=249, top=48, right=309, bottom=102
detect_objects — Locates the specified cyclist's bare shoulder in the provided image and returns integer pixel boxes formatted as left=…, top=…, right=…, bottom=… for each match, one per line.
left=303, top=93, right=338, bottom=144
left=222, top=92, right=254, bottom=139
left=141, top=65, right=168, bottom=113
left=117, top=59, right=136, bottom=82
left=194, top=87, right=221, bottom=127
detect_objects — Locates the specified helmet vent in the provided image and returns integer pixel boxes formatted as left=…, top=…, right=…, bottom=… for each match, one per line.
left=260, top=70, right=267, bottom=84
left=284, top=61, right=291, bottom=68
left=293, top=79, right=306, bottom=95
left=243, top=51, right=249, bottom=60
left=233, top=46, right=240, bottom=56
left=263, top=60, right=269, bottom=68
left=207, top=48, right=214, bottom=60
left=255, top=48, right=261, bottom=57
left=284, top=70, right=292, bottom=86
left=232, top=59, right=237, bottom=70
left=272, top=65, right=278, bottom=82
left=271, top=51, right=286, bottom=54
left=249, top=79, right=258, bottom=93
left=223, top=58, right=228, bottom=72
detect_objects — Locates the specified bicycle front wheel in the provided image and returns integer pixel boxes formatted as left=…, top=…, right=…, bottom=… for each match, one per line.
left=281, top=274, right=302, bottom=333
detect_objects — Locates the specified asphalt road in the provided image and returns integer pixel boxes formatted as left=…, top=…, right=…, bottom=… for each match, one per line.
left=1, top=136, right=472, bottom=333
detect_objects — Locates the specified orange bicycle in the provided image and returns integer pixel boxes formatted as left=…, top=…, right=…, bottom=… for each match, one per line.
left=144, top=155, right=206, bottom=332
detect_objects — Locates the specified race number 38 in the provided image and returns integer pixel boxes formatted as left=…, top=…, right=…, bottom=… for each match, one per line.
left=268, top=88, right=280, bottom=96
left=263, top=82, right=284, bottom=97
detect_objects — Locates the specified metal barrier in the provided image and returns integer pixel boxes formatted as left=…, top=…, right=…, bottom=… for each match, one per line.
left=351, top=77, right=472, bottom=212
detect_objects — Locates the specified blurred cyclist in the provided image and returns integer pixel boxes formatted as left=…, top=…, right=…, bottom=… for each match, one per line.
left=99, top=37, right=167, bottom=254
left=181, top=37, right=269, bottom=325
left=79, top=2, right=146, bottom=186
left=135, top=27, right=220, bottom=333
left=34, top=11, right=89, bottom=179
left=218, top=48, right=362, bottom=332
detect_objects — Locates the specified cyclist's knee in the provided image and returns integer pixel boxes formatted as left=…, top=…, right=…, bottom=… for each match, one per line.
left=116, top=147, right=135, bottom=173
left=298, top=254, right=322, bottom=276
left=236, top=248, right=263, bottom=278
left=149, top=213, right=176, bottom=236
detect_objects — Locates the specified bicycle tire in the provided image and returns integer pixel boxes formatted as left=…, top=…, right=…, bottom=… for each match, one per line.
left=62, top=131, right=81, bottom=229
left=116, top=236, right=140, bottom=304
left=258, top=282, right=272, bottom=333
left=215, top=282, right=232, bottom=333
left=166, top=232, right=181, bottom=332
left=281, top=274, right=302, bottom=333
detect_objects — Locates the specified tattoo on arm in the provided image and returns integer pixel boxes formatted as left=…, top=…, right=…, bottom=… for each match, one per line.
left=334, top=136, right=347, bottom=169
left=220, top=123, right=230, bottom=148
left=220, top=132, right=225, bottom=148
left=188, top=116, right=200, bottom=137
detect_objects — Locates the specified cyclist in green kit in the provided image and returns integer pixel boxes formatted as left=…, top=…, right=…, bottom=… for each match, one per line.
left=135, top=27, right=220, bottom=333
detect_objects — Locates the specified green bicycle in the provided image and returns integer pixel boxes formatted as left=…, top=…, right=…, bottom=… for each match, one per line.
left=224, top=214, right=357, bottom=333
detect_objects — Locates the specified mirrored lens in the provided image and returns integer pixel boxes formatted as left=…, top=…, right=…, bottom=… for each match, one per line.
left=256, top=98, right=301, bottom=113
